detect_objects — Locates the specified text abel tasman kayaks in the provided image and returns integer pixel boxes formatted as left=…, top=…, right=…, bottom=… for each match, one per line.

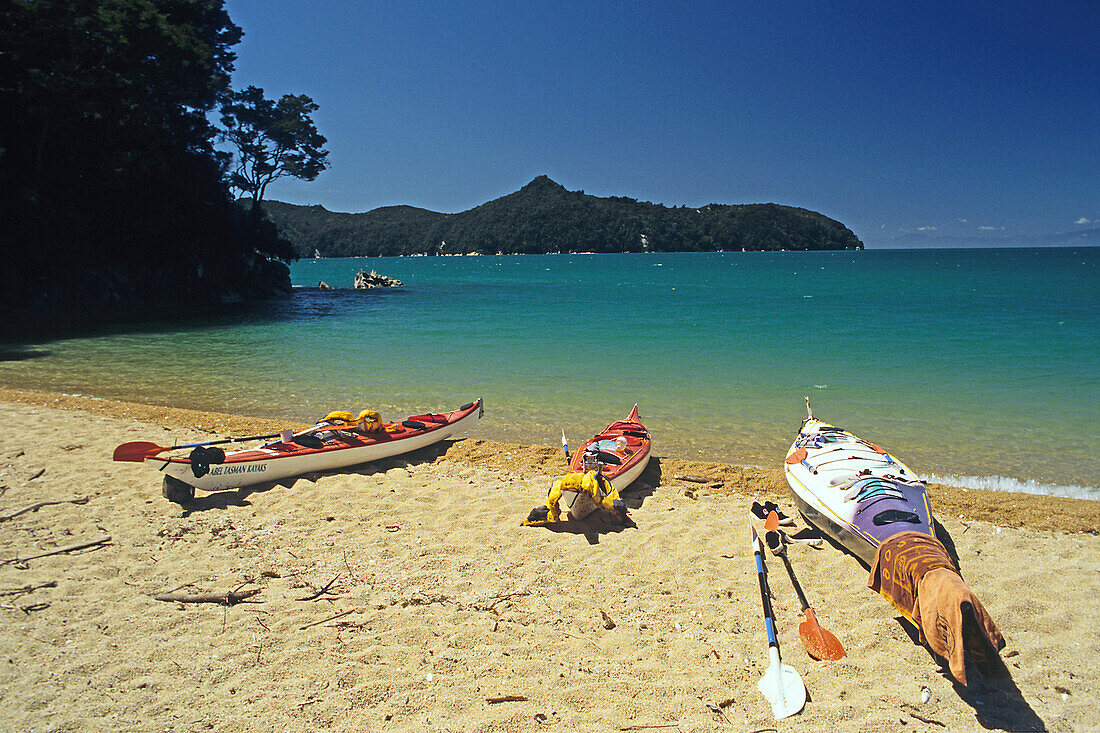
left=114, top=399, right=483, bottom=503
left=782, top=398, right=1005, bottom=687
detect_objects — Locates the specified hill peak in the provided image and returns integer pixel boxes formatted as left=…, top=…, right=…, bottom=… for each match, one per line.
left=520, top=175, right=567, bottom=193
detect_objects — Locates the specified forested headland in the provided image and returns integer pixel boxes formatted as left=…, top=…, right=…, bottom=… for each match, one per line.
left=259, top=176, right=864, bottom=258
left=0, top=1, right=301, bottom=335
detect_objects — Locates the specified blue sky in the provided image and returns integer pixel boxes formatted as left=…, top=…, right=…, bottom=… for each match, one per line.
left=222, top=0, right=1098, bottom=247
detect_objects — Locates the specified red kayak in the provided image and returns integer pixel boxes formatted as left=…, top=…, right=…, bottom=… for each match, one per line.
left=114, top=399, right=483, bottom=503
left=525, top=405, right=651, bottom=524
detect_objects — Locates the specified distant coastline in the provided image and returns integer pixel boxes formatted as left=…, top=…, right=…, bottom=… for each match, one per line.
left=865, top=228, right=1100, bottom=249
left=252, top=175, right=864, bottom=258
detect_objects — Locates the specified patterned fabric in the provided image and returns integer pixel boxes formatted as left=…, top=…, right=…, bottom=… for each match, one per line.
left=868, top=531, right=1004, bottom=686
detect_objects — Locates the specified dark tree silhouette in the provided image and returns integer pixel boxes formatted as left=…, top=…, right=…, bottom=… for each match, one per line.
left=220, top=86, right=329, bottom=211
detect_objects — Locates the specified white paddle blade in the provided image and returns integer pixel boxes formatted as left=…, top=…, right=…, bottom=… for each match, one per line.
left=757, top=649, right=806, bottom=720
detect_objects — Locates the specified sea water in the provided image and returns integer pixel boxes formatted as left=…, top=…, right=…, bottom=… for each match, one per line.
left=1, top=248, right=1096, bottom=499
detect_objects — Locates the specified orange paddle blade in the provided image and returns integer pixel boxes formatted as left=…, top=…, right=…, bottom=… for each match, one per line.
left=785, top=447, right=807, bottom=464
left=799, top=608, right=846, bottom=661
left=112, top=441, right=168, bottom=462
left=764, top=510, right=780, bottom=532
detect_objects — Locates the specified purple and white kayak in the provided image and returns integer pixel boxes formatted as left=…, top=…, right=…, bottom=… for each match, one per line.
left=782, top=400, right=935, bottom=564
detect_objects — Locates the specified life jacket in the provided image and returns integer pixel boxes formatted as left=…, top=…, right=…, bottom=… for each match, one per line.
left=319, top=409, right=384, bottom=433
left=524, top=470, right=622, bottom=525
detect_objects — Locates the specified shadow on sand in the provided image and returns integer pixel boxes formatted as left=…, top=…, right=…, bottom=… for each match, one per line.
left=795, top=513, right=1047, bottom=731
left=179, top=439, right=456, bottom=515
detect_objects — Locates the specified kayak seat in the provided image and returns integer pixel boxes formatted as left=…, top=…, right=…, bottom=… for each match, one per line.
left=596, top=450, right=622, bottom=465
left=293, top=434, right=325, bottom=450
left=872, top=509, right=921, bottom=526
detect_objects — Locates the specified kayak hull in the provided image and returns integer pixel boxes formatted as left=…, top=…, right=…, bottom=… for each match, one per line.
left=783, top=417, right=935, bottom=566
left=149, top=399, right=483, bottom=493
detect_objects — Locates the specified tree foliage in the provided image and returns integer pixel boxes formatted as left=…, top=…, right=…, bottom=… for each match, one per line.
left=0, top=0, right=296, bottom=330
left=258, top=176, right=864, bottom=258
left=220, top=85, right=329, bottom=207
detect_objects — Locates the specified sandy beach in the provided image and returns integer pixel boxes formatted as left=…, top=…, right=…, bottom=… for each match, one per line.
left=0, top=388, right=1097, bottom=732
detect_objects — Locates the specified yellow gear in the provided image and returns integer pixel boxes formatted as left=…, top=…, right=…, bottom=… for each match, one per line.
left=528, top=471, right=620, bottom=525
left=357, top=410, right=383, bottom=432
left=321, top=409, right=384, bottom=432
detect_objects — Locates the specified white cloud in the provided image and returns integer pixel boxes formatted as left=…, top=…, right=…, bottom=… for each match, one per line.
left=979, top=226, right=998, bottom=231
left=1076, top=217, right=1092, bottom=225
left=957, top=218, right=967, bottom=223
left=916, top=226, right=938, bottom=232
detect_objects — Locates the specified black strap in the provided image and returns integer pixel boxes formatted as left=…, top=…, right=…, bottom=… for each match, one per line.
left=188, top=446, right=225, bottom=478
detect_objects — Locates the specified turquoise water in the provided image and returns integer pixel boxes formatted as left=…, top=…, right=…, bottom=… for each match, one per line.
left=2, top=249, right=1097, bottom=498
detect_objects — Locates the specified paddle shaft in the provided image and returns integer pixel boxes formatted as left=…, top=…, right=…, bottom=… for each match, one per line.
left=779, top=552, right=811, bottom=613
left=170, top=432, right=285, bottom=451
left=752, top=528, right=781, bottom=652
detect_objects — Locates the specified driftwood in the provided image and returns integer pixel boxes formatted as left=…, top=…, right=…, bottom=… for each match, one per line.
left=0, top=580, right=58, bottom=597
left=5, top=535, right=111, bottom=565
left=154, top=588, right=261, bottom=605
left=486, top=695, right=528, bottom=704
left=0, top=496, right=90, bottom=522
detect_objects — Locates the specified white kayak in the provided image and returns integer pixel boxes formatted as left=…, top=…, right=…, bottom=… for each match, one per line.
left=782, top=400, right=935, bottom=564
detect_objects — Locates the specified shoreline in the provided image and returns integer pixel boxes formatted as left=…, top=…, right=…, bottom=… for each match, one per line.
left=0, top=389, right=1097, bottom=730
left=1, top=386, right=1096, bottom=534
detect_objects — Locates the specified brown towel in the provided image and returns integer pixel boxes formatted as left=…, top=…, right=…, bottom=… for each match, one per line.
left=868, top=531, right=1004, bottom=686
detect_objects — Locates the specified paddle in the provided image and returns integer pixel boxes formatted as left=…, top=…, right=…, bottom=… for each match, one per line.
left=561, top=428, right=570, bottom=464
left=751, top=524, right=806, bottom=720
left=765, top=519, right=846, bottom=661
left=112, top=425, right=329, bottom=463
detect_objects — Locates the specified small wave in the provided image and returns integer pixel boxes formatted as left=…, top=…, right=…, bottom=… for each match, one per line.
left=919, top=472, right=1099, bottom=501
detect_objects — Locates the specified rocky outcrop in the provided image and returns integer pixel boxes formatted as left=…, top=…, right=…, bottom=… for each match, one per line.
left=354, top=270, right=403, bottom=289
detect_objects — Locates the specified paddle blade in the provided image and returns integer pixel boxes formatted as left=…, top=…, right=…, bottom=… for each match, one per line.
left=799, top=608, right=846, bottom=661
left=758, top=649, right=806, bottom=720
left=113, top=441, right=167, bottom=462
left=764, top=510, right=780, bottom=532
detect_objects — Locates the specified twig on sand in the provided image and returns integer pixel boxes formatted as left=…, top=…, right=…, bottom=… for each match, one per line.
left=299, top=608, right=357, bottom=630
left=620, top=725, right=681, bottom=731
left=342, top=550, right=360, bottom=581
left=486, top=695, right=528, bottom=704
left=154, top=587, right=261, bottom=605
left=562, top=631, right=602, bottom=650
left=0, top=580, right=58, bottom=597
left=901, top=704, right=946, bottom=727
left=0, top=496, right=90, bottom=521
left=4, top=535, right=111, bottom=565
left=297, top=574, right=342, bottom=601
left=472, top=590, right=530, bottom=611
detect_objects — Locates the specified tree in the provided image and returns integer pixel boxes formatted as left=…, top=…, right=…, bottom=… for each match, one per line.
left=0, top=0, right=299, bottom=328
left=219, top=85, right=329, bottom=211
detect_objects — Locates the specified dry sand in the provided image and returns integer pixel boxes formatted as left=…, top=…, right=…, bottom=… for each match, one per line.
left=0, top=389, right=1096, bottom=732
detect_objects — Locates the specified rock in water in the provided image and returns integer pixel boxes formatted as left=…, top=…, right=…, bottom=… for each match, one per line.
left=354, top=270, right=403, bottom=288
